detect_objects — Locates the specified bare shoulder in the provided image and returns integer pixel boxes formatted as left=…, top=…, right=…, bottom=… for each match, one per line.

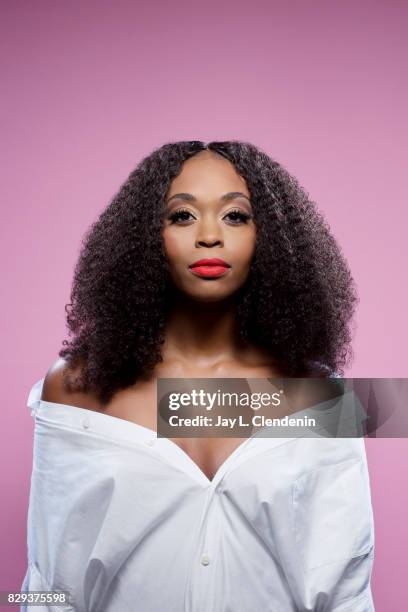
left=41, top=357, right=101, bottom=410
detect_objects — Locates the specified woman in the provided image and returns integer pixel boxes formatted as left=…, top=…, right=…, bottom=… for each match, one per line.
left=22, top=141, right=375, bottom=611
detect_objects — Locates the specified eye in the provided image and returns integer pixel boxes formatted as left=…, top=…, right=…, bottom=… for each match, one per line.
left=167, top=208, right=195, bottom=224
left=166, top=207, right=253, bottom=225
left=223, top=208, right=253, bottom=225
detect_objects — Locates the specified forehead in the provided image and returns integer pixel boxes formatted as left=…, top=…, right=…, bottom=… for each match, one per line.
left=167, top=151, right=250, bottom=197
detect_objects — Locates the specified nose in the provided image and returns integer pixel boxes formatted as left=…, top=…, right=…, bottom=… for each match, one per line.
left=195, top=217, right=223, bottom=248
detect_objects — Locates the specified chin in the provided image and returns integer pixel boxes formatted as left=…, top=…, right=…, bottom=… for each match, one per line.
left=197, top=295, right=230, bottom=303
left=183, top=287, right=240, bottom=303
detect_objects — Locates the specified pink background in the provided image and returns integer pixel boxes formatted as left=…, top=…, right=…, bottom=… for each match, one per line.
left=2, top=0, right=407, bottom=608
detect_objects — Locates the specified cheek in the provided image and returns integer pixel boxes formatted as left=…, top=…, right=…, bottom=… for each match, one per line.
left=232, top=229, right=256, bottom=264
left=162, top=230, right=182, bottom=263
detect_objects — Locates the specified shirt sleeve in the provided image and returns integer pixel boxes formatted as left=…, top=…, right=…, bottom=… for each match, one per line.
left=287, top=441, right=375, bottom=611
left=20, top=560, right=74, bottom=612
left=309, top=552, right=375, bottom=611
left=27, top=378, right=44, bottom=416
left=22, top=379, right=75, bottom=612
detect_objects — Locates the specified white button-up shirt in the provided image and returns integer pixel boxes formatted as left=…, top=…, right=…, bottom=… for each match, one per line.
left=21, top=378, right=375, bottom=611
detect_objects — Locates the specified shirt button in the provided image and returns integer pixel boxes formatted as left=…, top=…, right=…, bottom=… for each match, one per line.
left=81, top=417, right=90, bottom=430
left=145, top=439, right=155, bottom=446
left=200, top=553, right=210, bottom=566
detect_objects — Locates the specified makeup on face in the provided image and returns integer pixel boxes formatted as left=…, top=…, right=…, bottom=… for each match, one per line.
left=165, top=192, right=253, bottom=226
left=189, top=257, right=231, bottom=279
left=161, top=152, right=256, bottom=300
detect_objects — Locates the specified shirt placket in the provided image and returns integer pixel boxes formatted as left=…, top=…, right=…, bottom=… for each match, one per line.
left=186, top=480, right=224, bottom=612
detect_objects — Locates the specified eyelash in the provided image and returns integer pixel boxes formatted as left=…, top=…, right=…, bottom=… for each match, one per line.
left=167, top=208, right=252, bottom=225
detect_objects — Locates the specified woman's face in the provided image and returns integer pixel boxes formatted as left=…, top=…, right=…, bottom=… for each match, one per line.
left=162, top=150, right=256, bottom=303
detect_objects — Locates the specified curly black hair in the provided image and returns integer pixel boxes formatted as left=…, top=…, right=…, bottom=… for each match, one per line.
left=59, top=140, right=358, bottom=405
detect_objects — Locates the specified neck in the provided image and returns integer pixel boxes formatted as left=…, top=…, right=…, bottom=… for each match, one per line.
left=162, top=294, right=247, bottom=367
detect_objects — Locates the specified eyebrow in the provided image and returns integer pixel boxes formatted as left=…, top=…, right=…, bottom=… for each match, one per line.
left=166, top=192, right=251, bottom=205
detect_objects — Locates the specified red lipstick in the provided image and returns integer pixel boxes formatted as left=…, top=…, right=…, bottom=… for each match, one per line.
left=189, top=258, right=231, bottom=278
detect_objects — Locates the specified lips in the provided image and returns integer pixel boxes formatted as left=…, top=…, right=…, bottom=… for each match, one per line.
left=189, top=258, right=231, bottom=269
left=189, top=258, right=231, bottom=278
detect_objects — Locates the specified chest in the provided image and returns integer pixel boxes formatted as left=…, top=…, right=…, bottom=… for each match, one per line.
left=101, top=378, right=249, bottom=481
